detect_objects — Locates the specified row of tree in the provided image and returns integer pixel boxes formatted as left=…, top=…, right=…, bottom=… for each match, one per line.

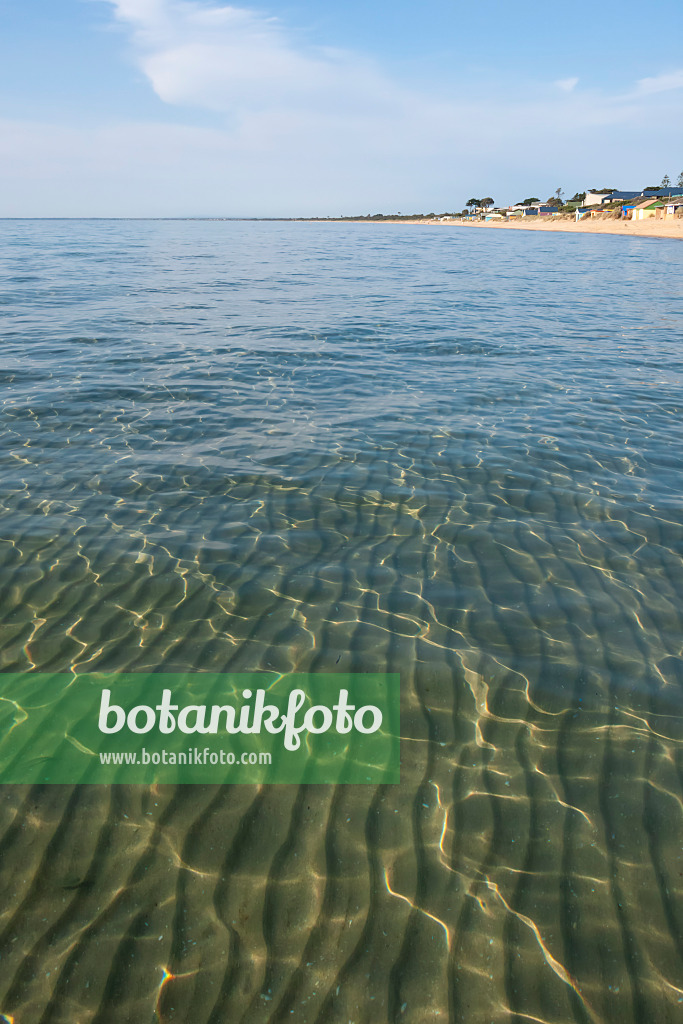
left=465, top=197, right=494, bottom=212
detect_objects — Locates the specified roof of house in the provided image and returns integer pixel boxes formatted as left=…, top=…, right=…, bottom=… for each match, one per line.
left=634, top=199, right=664, bottom=209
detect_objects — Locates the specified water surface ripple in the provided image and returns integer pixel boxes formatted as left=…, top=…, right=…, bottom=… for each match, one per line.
left=1, top=220, right=682, bottom=1023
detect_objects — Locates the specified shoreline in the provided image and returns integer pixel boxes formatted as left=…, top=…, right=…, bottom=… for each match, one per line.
left=314, top=216, right=683, bottom=240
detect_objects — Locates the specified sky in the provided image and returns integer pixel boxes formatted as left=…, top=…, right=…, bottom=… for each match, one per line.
left=1, top=0, right=682, bottom=216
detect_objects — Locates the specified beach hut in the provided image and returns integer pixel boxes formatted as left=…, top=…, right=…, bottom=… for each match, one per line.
left=631, top=199, right=664, bottom=220
left=664, top=196, right=683, bottom=218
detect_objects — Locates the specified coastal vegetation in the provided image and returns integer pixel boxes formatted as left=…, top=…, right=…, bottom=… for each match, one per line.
left=305, top=174, right=683, bottom=223
left=459, top=173, right=683, bottom=221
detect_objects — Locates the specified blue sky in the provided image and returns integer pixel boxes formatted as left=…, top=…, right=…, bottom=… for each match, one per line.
left=1, top=0, right=682, bottom=216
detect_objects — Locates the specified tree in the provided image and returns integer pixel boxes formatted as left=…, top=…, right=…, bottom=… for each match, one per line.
left=677, top=171, right=683, bottom=188
left=519, top=197, right=540, bottom=206
left=480, top=197, right=494, bottom=209
left=661, top=174, right=671, bottom=187
left=465, top=197, right=480, bottom=211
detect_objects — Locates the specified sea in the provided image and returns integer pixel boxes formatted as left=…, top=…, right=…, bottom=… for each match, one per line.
left=0, top=218, right=682, bottom=1023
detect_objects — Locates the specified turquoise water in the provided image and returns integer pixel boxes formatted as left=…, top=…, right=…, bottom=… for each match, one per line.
left=0, top=220, right=682, bottom=1023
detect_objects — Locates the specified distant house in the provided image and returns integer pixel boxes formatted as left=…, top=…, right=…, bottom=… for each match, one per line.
left=583, top=190, right=615, bottom=206
left=602, top=191, right=641, bottom=203
left=576, top=187, right=677, bottom=210
left=523, top=205, right=556, bottom=216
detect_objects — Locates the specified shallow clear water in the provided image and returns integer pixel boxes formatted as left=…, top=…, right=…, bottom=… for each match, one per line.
left=1, top=219, right=682, bottom=1023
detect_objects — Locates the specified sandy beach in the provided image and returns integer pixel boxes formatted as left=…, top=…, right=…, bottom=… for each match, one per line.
left=447, top=216, right=683, bottom=239
left=334, top=216, right=683, bottom=239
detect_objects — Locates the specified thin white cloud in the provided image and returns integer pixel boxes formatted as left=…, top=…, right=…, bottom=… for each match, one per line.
left=634, top=69, right=683, bottom=95
left=104, top=1, right=683, bottom=133
left=106, top=0, right=404, bottom=115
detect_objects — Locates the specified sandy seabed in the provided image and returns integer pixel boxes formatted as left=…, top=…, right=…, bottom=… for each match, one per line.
left=2, top=220, right=683, bottom=1024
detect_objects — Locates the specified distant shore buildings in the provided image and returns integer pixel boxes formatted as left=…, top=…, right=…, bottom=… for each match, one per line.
left=458, top=185, right=683, bottom=223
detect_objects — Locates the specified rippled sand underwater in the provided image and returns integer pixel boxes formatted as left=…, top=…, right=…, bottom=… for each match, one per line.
left=1, top=220, right=682, bottom=1023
